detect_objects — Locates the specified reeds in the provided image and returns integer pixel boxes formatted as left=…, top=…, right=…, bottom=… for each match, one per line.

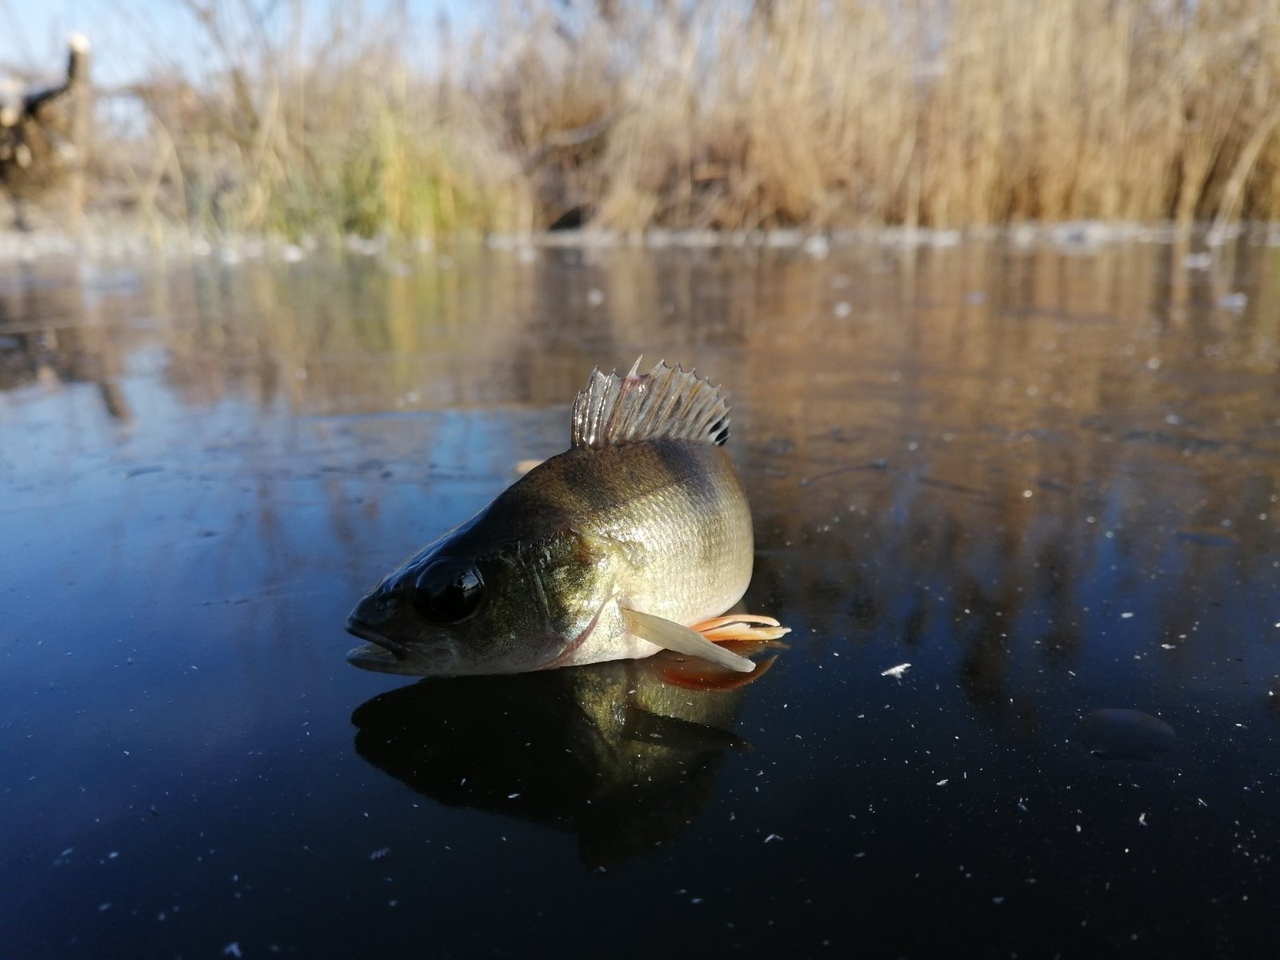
left=117, top=0, right=1280, bottom=236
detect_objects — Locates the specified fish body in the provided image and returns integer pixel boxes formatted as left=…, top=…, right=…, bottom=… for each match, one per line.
left=347, top=360, right=758, bottom=676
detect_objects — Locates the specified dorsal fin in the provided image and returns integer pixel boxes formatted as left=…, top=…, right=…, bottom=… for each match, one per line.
left=571, top=358, right=730, bottom=449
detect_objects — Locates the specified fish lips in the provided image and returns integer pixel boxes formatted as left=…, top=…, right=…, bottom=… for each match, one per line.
left=346, top=617, right=410, bottom=663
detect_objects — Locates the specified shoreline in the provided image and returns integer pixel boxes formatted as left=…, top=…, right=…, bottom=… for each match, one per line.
left=1, top=216, right=1278, bottom=267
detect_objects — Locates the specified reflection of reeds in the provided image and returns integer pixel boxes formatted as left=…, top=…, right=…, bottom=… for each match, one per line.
left=117, top=0, right=1280, bottom=236
left=734, top=242, right=1279, bottom=734
left=4, top=238, right=1277, bottom=737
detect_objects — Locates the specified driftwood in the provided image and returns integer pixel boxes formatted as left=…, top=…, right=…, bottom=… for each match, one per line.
left=0, top=34, right=91, bottom=230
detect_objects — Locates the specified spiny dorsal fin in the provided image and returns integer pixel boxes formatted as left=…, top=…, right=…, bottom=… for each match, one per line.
left=571, top=358, right=730, bottom=449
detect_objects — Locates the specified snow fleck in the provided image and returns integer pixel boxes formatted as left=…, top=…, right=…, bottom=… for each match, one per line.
left=936, top=779, right=949, bottom=787
left=1121, top=612, right=1135, bottom=619
left=763, top=834, right=783, bottom=844
left=223, top=944, right=242, bottom=958
left=370, top=847, right=390, bottom=860
left=880, top=663, right=911, bottom=680
left=1138, top=813, right=1148, bottom=827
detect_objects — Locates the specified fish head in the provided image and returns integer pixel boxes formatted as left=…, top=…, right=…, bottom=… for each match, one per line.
left=346, top=526, right=617, bottom=676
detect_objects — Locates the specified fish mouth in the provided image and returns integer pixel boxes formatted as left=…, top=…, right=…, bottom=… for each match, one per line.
left=345, top=617, right=409, bottom=661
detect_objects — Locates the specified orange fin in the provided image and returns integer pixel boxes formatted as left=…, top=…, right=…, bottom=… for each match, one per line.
left=656, top=652, right=779, bottom=690
left=691, top=614, right=792, bottom=644
left=621, top=606, right=756, bottom=672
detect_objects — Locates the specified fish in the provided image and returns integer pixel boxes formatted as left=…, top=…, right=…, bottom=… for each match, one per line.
left=346, top=358, right=788, bottom=677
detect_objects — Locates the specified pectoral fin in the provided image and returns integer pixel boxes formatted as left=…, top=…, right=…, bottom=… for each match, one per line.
left=620, top=606, right=756, bottom=673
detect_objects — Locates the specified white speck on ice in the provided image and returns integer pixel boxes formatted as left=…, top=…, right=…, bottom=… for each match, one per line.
left=763, top=834, right=783, bottom=843
left=507, top=793, right=521, bottom=799
left=880, top=663, right=911, bottom=680
left=992, top=897, right=1005, bottom=905
left=1138, top=813, right=1148, bottom=826
left=223, top=944, right=242, bottom=958
left=1121, top=612, right=1135, bottom=619
left=936, top=779, right=949, bottom=787
left=370, top=848, right=390, bottom=860
left=98, top=902, right=111, bottom=912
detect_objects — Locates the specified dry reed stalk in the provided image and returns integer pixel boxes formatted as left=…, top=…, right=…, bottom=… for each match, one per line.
left=113, top=0, right=1280, bottom=235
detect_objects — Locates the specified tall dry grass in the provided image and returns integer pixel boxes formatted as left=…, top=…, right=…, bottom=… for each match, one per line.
left=117, top=0, right=1280, bottom=236
left=129, top=0, right=534, bottom=239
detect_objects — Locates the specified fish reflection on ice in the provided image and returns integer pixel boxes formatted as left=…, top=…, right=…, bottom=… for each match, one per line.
left=351, top=642, right=778, bottom=868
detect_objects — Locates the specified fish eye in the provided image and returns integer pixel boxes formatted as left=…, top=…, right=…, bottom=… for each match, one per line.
left=410, top=559, right=484, bottom=623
